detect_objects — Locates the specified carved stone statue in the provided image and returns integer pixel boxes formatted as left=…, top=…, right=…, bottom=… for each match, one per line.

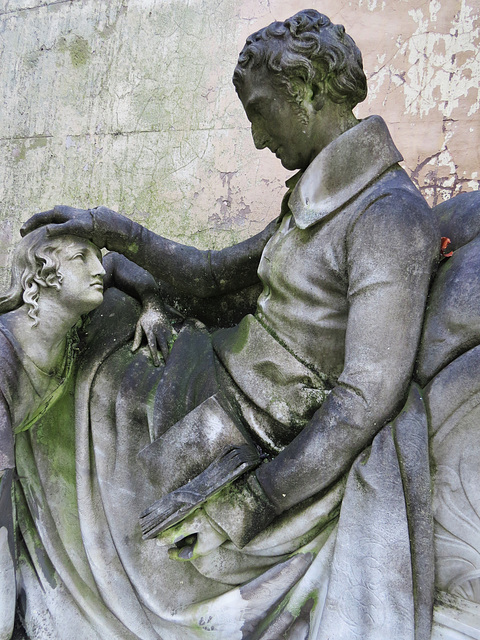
left=0, top=229, right=171, bottom=640
left=0, top=229, right=106, bottom=639
left=3, top=8, right=480, bottom=640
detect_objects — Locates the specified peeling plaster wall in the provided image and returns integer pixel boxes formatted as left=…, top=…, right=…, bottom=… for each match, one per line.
left=0, top=0, right=479, bottom=288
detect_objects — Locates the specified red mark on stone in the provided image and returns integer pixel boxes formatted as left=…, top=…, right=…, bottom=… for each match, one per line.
left=440, top=237, right=453, bottom=258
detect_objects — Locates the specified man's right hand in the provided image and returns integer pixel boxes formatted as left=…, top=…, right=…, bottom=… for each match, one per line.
left=21, top=204, right=97, bottom=240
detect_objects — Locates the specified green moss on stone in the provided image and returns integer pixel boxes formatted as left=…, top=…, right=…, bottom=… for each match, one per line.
left=68, top=36, right=91, bottom=67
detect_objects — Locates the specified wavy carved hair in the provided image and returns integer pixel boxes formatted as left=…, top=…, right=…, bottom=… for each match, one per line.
left=233, top=10, right=367, bottom=113
left=0, top=228, right=65, bottom=326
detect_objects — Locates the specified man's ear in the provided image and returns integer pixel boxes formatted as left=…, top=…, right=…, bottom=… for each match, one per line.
left=311, top=83, right=325, bottom=111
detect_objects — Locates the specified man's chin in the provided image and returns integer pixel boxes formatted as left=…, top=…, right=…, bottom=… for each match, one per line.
left=275, top=151, right=306, bottom=171
left=280, top=157, right=301, bottom=171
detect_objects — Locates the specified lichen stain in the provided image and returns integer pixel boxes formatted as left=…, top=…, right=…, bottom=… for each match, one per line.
left=12, top=145, right=26, bottom=162
left=12, top=137, right=47, bottom=163
left=67, top=35, right=91, bottom=68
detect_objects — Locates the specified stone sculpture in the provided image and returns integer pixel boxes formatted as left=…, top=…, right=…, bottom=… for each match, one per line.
left=0, top=230, right=106, bottom=640
left=0, top=229, right=171, bottom=640
left=2, top=8, right=480, bottom=640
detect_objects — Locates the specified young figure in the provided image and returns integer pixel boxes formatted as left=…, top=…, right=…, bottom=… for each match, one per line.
left=0, top=228, right=169, bottom=639
left=0, top=229, right=106, bottom=639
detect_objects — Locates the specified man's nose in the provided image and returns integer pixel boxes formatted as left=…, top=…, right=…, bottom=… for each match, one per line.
left=251, top=124, right=269, bottom=150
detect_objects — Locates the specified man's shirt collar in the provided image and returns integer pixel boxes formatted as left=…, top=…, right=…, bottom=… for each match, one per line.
left=288, top=115, right=403, bottom=229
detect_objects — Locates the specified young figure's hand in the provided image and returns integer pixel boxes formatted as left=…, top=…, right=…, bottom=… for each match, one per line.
left=155, top=508, right=228, bottom=561
left=132, top=298, right=177, bottom=365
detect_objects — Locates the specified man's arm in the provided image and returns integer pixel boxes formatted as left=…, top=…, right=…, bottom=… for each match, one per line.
left=101, top=252, right=176, bottom=363
left=102, top=251, right=161, bottom=304
left=21, top=206, right=279, bottom=299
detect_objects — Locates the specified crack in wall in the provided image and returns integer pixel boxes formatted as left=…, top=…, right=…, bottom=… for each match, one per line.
left=0, top=134, right=53, bottom=142
left=410, top=113, right=479, bottom=206
left=0, top=0, right=84, bottom=17
left=0, top=127, right=250, bottom=142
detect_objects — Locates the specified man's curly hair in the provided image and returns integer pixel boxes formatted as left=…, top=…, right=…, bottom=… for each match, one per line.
left=233, top=10, right=367, bottom=111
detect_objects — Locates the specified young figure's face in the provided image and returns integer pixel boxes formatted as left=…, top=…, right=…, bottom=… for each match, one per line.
left=236, top=66, right=320, bottom=171
left=54, top=236, right=105, bottom=316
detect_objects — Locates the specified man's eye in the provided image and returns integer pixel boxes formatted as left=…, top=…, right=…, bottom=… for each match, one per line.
left=72, top=253, right=86, bottom=261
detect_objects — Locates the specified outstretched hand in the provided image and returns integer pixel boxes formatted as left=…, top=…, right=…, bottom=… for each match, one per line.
left=21, top=205, right=98, bottom=243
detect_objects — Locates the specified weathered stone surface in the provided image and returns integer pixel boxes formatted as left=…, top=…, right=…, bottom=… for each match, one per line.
left=1, top=0, right=479, bottom=289
left=1, top=5, right=480, bottom=637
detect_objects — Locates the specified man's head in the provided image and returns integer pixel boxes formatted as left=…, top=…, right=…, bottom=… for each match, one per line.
left=233, top=10, right=367, bottom=113
left=0, top=228, right=105, bottom=325
left=233, top=10, right=367, bottom=170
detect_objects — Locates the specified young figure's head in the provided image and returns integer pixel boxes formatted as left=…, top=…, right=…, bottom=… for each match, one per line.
left=233, top=10, right=367, bottom=170
left=0, top=228, right=105, bottom=326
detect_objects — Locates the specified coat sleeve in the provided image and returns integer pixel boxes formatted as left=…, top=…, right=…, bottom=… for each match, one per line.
left=102, top=252, right=160, bottom=303
left=93, top=207, right=279, bottom=298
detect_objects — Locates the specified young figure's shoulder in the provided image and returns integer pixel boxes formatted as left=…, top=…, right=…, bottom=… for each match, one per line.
left=0, top=321, right=22, bottom=372
left=0, top=320, right=30, bottom=402
left=0, top=322, right=17, bottom=471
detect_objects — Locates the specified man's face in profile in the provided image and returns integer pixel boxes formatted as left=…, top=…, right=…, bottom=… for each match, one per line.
left=237, top=65, right=320, bottom=172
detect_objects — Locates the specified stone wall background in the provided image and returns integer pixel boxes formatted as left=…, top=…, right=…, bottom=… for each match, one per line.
left=0, top=0, right=479, bottom=289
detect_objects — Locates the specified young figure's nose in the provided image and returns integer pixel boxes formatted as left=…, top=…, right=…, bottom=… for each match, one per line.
left=97, top=261, right=106, bottom=278
left=91, top=255, right=106, bottom=278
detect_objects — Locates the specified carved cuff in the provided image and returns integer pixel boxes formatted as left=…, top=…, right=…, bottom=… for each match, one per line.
left=203, top=471, right=279, bottom=548
left=89, top=208, right=106, bottom=248
left=90, top=206, right=139, bottom=253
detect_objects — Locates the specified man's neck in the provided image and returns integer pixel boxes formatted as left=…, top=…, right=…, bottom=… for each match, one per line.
left=308, top=104, right=359, bottom=164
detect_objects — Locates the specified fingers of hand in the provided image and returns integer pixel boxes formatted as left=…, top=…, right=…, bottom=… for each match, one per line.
left=54, top=205, right=87, bottom=217
left=131, top=319, right=161, bottom=366
left=44, top=219, right=91, bottom=238
left=21, top=205, right=91, bottom=236
left=191, top=524, right=227, bottom=558
left=168, top=526, right=227, bottom=561
left=146, top=330, right=160, bottom=367
left=155, top=517, right=196, bottom=548
left=157, top=510, right=227, bottom=561
left=131, top=321, right=143, bottom=353
left=133, top=308, right=172, bottom=365
left=157, top=327, right=172, bottom=361
left=20, top=209, right=57, bottom=236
